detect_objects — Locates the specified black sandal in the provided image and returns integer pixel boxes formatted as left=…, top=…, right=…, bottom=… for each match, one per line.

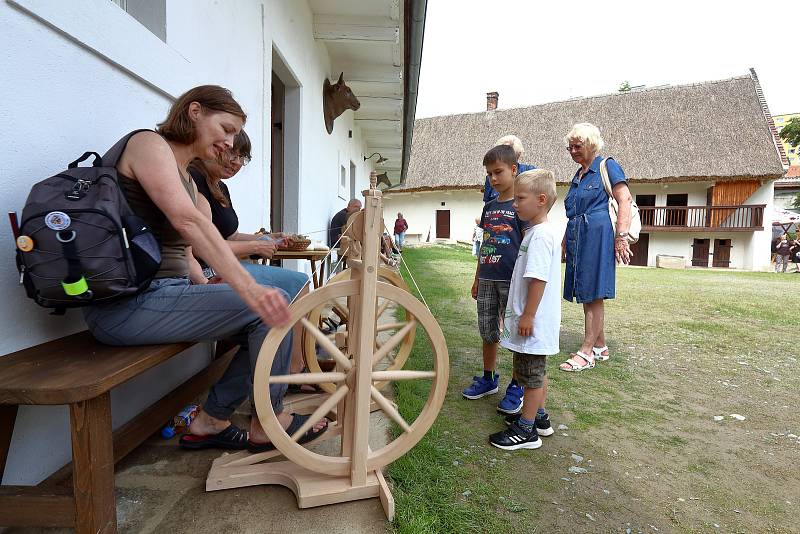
left=247, top=413, right=329, bottom=453
left=179, top=424, right=249, bottom=450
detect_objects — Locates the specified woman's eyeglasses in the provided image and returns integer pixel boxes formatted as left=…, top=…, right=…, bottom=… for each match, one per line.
left=227, top=153, right=251, bottom=166
left=566, top=144, right=584, bottom=152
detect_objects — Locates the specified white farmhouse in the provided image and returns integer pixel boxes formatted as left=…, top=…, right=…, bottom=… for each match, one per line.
left=384, top=70, right=786, bottom=270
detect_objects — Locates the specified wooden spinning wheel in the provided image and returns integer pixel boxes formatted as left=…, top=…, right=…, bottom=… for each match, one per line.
left=303, top=266, right=416, bottom=393
left=253, top=279, right=447, bottom=476
left=206, top=176, right=448, bottom=519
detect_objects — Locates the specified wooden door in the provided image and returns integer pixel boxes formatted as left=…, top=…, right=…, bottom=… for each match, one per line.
left=691, top=238, right=710, bottom=267
left=712, top=239, right=732, bottom=268
left=630, top=233, right=649, bottom=266
left=435, top=210, right=450, bottom=239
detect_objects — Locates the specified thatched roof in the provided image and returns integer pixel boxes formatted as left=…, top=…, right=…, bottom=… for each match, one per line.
left=391, top=73, right=785, bottom=192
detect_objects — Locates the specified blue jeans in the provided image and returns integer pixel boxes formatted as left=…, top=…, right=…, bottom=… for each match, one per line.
left=83, top=278, right=292, bottom=420
left=241, top=261, right=309, bottom=301
left=394, top=232, right=405, bottom=249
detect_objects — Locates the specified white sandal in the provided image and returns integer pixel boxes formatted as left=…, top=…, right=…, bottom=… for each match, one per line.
left=592, top=346, right=610, bottom=362
left=559, top=351, right=595, bottom=372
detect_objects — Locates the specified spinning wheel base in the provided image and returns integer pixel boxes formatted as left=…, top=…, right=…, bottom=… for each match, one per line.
left=206, top=460, right=395, bottom=520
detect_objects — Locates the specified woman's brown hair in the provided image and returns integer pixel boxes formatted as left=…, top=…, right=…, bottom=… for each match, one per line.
left=157, top=85, right=246, bottom=144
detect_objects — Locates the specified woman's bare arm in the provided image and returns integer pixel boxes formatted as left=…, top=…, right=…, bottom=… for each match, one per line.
left=120, top=132, right=289, bottom=325
left=612, top=182, right=633, bottom=264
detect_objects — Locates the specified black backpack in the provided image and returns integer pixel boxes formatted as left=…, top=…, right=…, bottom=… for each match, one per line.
left=16, top=130, right=161, bottom=311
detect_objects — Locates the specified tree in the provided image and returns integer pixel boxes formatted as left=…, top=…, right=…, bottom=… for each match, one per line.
left=779, top=117, right=800, bottom=147
left=618, top=81, right=631, bottom=92
left=792, top=192, right=800, bottom=210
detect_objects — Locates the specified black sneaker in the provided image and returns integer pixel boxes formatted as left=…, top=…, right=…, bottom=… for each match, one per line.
left=503, top=413, right=555, bottom=437
left=489, top=423, right=541, bottom=450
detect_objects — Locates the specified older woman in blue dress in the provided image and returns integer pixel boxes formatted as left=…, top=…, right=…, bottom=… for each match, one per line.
left=560, top=123, right=632, bottom=372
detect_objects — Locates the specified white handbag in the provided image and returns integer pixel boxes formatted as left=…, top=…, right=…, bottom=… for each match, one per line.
left=599, top=157, right=641, bottom=244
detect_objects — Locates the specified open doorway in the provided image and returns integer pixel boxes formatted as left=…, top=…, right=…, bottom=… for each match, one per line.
left=271, top=47, right=301, bottom=234
left=271, top=72, right=284, bottom=232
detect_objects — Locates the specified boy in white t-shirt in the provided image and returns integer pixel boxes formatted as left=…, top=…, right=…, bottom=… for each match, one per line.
left=489, top=169, right=561, bottom=451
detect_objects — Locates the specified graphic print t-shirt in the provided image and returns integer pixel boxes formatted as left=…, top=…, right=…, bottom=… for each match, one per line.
left=478, top=198, right=526, bottom=281
left=500, top=221, right=562, bottom=355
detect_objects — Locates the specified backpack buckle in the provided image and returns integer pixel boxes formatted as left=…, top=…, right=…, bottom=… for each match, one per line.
left=65, top=179, right=91, bottom=200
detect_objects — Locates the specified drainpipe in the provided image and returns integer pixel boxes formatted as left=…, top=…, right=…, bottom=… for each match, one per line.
left=400, top=0, right=427, bottom=186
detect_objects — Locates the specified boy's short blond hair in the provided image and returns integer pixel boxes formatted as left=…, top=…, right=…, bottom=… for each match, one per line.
left=516, top=169, right=557, bottom=211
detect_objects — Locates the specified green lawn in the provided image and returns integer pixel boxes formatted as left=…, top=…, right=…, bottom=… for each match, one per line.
left=388, top=244, right=800, bottom=534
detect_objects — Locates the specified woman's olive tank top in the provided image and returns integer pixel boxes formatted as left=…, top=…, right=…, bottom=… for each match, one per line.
left=119, top=170, right=197, bottom=278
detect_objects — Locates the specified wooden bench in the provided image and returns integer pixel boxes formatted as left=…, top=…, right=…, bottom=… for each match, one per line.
left=0, top=331, right=234, bottom=534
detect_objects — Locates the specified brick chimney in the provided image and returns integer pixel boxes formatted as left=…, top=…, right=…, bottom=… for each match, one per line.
left=486, top=91, right=498, bottom=111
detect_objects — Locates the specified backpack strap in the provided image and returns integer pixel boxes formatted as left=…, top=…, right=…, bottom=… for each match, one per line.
left=102, top=129, right=153, bottom=167
left=598, top=157, right=615, bottom=198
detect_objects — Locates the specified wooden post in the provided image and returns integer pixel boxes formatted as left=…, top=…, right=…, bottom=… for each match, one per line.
left=70, top=394, right=116, bottom=534
left=350, top=188, right=382, bottom=486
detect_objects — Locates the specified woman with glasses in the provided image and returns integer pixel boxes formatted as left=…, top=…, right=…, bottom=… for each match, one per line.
left=187, top=129, right=316, bottom=400
left=559, top=123, right=633, bottom=372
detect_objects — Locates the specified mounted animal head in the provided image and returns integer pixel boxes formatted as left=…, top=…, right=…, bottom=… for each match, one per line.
left=375, top=172, right=392, bottom=189
left=323, top=72, right=361, bottom=134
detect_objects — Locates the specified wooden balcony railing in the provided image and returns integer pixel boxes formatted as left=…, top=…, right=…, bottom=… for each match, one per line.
left=638, top=204, right=765, bottom=232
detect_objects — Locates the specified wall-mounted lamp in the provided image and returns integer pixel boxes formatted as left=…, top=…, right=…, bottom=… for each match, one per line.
left=364, top=152, right=388, bottom=164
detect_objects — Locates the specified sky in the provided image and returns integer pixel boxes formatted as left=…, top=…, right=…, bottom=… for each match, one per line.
left=414, top=0, right=799, bottom=119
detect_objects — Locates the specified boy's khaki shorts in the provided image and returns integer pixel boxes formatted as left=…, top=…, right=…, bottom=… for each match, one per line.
left=512, top=352, right=547, bottom=388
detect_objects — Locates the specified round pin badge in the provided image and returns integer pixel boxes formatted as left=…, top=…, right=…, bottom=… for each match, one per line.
left=44, top=211, right=71, bottom=231
left=16, top=235, right=34, bottom=252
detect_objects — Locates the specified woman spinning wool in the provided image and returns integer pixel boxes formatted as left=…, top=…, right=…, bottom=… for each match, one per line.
left=560, top=123, right=633, bottom=372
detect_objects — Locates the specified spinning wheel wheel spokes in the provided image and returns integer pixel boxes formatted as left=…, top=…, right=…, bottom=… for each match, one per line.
left=254, top=281, right=448, bottom=477
left=304, top=267, right=416, bottom=393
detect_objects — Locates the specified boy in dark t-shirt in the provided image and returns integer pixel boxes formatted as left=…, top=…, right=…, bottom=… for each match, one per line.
left=464, top=145, right=528, bottom=415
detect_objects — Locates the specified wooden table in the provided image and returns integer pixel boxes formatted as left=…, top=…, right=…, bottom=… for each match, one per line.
left=270, top=249, right=330, bottom=289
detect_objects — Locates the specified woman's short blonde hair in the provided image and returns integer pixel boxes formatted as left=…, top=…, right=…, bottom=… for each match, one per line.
left=516, top=169, right=557, bottom=210
left=495, top=135, right=524, bottom=159
left=564, top=123, right=604, bottom=154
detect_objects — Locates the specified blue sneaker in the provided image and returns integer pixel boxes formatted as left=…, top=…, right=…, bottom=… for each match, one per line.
left=462, top=374, right=500, bottom=399
left=496, top=382, right=524, bottom=414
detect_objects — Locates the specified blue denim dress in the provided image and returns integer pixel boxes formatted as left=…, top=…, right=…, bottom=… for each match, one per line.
left=563, top=156, right=627, bottom=303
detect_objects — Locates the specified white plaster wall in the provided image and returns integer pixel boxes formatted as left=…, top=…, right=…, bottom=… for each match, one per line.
left=0, top=0, right=376, bottom=485
left=384, top=190, right=484, bottom=243
left=263, top=0, right=374, bottom=248
left=741, top=180, right=775, bottom=271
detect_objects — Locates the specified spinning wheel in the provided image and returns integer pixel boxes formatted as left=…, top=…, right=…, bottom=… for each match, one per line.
left=206, top=174, right=448, bottom=519
left=303, top=266, right=416, bottom=393
left=254, top=279, right=447, bottom=476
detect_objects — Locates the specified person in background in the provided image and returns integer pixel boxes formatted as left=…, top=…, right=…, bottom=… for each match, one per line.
left=790, top=234, right=800, bottom=273
left=393, top=212, right=408, bottom=251
left=560, top=123, right=632, bottom=372
left=472, top=217, right=483, bottom=257
left=483, top=134, right=536, bottom=203
left=775, top=234, right=791, bottom=273
left=329, top=199, right=363, bottom=247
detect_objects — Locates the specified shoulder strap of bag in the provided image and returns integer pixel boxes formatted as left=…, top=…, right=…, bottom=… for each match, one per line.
left=599, top=157, right=615, bottom=197
left=102, top=129, right=153, bottom=168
